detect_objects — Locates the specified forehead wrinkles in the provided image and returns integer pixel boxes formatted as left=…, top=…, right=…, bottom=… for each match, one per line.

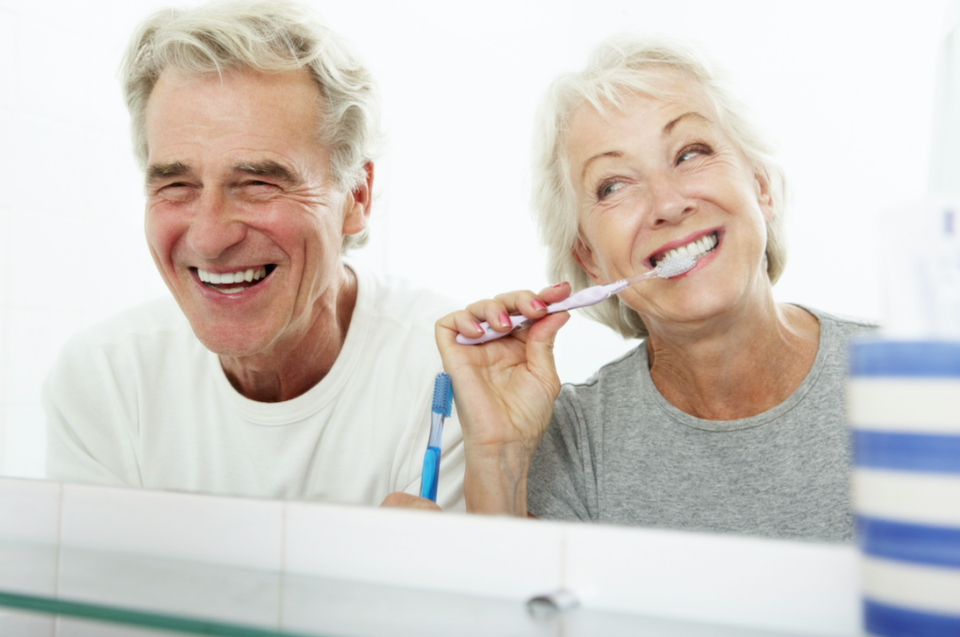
left=145, top=67, right=324, bottom=143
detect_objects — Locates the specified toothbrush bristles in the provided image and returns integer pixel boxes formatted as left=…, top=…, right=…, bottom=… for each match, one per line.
left=656, top=255, right=697, bottom=278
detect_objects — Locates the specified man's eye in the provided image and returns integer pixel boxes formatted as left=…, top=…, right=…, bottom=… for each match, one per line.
left=157, top=182, right=193, bottom=198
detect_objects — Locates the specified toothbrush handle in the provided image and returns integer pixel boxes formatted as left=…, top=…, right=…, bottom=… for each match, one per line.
left=454, top=282, right=624, bottom=345
left=455, top=314, right=535, bottom=345
left=420, top=446, right=441, bottom=502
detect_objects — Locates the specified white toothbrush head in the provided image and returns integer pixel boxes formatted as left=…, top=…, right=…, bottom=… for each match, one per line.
left=655, top=254, right=697, bottom=278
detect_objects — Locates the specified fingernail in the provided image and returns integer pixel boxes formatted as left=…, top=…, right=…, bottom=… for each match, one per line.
left=472, top=321, right=483, bottom=333
left=532, top=299, right=547, bottom=311
left=498, top=311, right=511, bottom=328
left=553, top=282, right=566, bottom=288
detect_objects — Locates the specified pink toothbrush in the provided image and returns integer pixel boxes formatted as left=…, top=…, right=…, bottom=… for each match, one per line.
left=456, top=254, right=697, bottom=345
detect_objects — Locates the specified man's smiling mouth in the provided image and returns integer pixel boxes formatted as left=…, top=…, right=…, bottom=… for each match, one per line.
left=193, top=265, right=276, bottom=294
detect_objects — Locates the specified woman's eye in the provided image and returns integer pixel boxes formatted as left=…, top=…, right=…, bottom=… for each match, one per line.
left=597, top=181, right=622, bottom=200
left=677, top=144, right=711, bottom=165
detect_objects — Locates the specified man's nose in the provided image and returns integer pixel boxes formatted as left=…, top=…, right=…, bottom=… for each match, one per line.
left=647, top=173, right=696, bottom=228
left=186, top=189, right=248, bottom=260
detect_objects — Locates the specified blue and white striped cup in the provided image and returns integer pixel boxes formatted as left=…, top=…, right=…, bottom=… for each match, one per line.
left=848, top=339, right=960, bottom=636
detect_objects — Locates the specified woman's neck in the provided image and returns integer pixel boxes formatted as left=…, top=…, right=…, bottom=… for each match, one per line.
left=645, top=299, right=820, bottom=421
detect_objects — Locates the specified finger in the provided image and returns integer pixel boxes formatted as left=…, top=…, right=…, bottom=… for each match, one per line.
left=537, top=282, right=572, bottom=305
left=380, top=492, right=442, bottom=512
left=450, top=309, right=486, bottom=339
left=493, top=290, right=550, bottom=319
left=464, top=298, right=514, bottom=332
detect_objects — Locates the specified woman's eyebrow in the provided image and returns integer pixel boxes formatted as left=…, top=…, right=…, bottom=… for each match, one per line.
left=580, top=151, right=623, bottom=181
left=663, top=111, right=710, bottom=136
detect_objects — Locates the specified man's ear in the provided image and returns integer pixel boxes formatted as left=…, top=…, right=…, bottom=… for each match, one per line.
left=755, top=167, right=773, bottom=223
left=572, top=236, right=603, bottom=283
left=343, top=161, right=374, bottom=236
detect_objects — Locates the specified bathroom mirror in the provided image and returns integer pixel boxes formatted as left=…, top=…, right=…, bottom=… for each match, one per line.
left=0, top=0, right=945, bottom=496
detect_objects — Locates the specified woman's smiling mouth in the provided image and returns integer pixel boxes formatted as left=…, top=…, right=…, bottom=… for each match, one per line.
left=650, top=231, right=719, bottom=267
left=193, top=265, right=276, bottom=294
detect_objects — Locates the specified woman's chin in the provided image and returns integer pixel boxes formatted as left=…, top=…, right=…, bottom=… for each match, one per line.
left=640, top=292, right=750, bottom=334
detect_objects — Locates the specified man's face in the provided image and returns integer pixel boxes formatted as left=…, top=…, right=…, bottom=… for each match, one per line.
left=143, top=67, right=368, bottom=358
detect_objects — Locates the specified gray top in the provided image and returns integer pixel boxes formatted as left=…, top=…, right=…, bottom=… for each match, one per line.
left=527, top=307, right=876, bottom=542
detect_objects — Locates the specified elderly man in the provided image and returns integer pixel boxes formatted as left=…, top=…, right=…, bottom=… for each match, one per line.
left=42, top=0, right=463, bottom=509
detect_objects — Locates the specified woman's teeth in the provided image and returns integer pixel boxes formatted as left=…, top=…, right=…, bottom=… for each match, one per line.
left=197, top=267, right=267, bottom=285
left=659, top=232, right=717, bottom=263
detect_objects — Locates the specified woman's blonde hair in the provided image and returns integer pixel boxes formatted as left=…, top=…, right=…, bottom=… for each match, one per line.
left=531, top=34, right=787, bottom=338
left=120, top=0, right=381, bottom=252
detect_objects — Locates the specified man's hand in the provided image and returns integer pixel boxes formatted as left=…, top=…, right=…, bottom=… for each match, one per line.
left=380, top=492, right=442, bottom=511
left=435, top=284, right=571, bottom=516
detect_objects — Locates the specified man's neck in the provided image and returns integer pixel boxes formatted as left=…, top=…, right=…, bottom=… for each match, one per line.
left=219, top=265, right=359, bottom=403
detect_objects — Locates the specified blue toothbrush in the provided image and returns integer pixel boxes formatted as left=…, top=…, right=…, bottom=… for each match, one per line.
left=421, top=372, right=453, bottom=502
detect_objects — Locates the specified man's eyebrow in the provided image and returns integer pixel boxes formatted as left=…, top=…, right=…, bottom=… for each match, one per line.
left=663, top=111, right=709, bottom=135
left=146, top=161, right=191, bottom=184
left=234, top=161, right=301, bottom=185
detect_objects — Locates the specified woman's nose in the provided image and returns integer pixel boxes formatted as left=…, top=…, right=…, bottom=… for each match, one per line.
left=186, top=190, right=248, bottom=260
left=648, top=174, right=695, bottom=227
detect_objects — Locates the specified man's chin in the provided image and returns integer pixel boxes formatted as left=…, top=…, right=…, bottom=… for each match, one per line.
left=188, top=323, right=277, bottom=360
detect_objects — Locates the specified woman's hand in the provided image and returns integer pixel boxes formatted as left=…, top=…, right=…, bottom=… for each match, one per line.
left=435, top=283, right=571, bottom=516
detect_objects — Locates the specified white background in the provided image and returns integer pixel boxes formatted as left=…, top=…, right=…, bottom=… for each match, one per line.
left=0, top=0, right=949, bottom=478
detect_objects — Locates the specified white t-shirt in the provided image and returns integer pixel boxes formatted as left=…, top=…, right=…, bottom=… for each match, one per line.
left=42, top=266, right=465, bottom=510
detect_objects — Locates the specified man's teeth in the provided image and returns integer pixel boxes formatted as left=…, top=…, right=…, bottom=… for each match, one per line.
left=661, top=233, right=717, bottom=262
left=197, top=267, right=267, bottom=285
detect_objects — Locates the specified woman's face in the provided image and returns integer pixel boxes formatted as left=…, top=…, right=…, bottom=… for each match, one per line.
left=566, top=69, right=774, bottom=335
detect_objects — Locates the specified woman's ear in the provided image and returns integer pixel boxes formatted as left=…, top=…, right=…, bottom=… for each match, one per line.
left=572, top=237, right=603, bottom=283
left=754, top=168, right=774, bottom=223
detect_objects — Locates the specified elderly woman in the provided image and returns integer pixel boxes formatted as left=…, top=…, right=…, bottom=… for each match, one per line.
left=436, top=35, right=874, bottom=542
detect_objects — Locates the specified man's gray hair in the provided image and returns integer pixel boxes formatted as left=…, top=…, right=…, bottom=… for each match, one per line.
left=120, top=0, right=381, bottom=251
left=531, top=34, right=787, bottom=339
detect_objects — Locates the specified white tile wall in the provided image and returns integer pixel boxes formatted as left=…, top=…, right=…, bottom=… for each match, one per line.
left=14, top=17, right=88, bottom=128
left=0, top=476, right=865, bottom=635
left=9, top=212, right=91, bottom=309
left=0, top=610, right=55, bottom=637
left=4, top=309, right=81, bottom=405
left=56, top=550, right=283, bottom=629
left=284, top=502, right=564, bottom=600
left=565, top=523, right=860, bottom=636
left=0, top=477, right=60, bottom=544
left=0, top=3, right=167, bottom=482
left=60, top=484, right=284, bottom=571
left=0, top=211, right=8, bottom=308
left=280, top=573, right=556, bottom=637
left=76, top=132, right=145, bottom=225
left=0, top=10, right=13, bottom=111
left=0, top=478, right=60, bottom=597
left=2, top=406, right=46, bottom=479
left=1, top=115, right=88, bottom=218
